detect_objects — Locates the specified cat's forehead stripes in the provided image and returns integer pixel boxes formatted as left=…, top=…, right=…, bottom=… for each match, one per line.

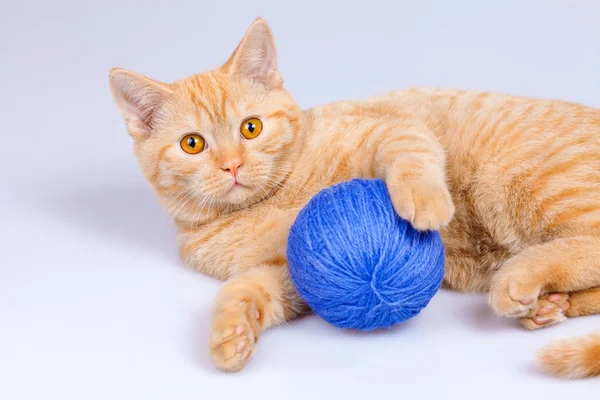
left=183, top=73, right=234, bottom=125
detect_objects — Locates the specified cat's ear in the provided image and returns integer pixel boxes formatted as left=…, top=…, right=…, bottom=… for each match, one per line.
left=109, top=68, right=172, bottom=138
left=223, top=18, right=282, bottom=89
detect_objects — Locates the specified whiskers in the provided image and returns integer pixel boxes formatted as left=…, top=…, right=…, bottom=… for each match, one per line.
left=250, top=165, right=311, bottom=205
left=185, top=182, right=225, bottom=228
left=158, top=164, right=313, bottom=233
left=159, top=188, right=190, bottom=235
left=159, top=180, right=225, bottom=233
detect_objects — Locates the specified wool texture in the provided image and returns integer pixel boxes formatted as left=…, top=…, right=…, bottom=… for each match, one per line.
left=287, top=179, right=445, bottom=331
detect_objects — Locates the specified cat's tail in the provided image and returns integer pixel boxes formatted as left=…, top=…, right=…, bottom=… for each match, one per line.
left=537, top=332, right=600, bottom=378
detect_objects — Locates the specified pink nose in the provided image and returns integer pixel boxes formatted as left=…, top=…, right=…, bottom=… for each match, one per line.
left=221, top=162, right=242, bottom=178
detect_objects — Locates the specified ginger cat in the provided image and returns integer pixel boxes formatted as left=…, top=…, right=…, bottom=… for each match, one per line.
left=109, top=18, right=600, bottom=377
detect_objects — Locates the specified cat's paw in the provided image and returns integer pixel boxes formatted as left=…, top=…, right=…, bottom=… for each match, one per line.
left=520, top=293, right=570, bottom=330
left=210, top=301, right=261, bottom=372
left=489, top=268, right=542, bottom=317
left=387, top=179, right=454, bottom=231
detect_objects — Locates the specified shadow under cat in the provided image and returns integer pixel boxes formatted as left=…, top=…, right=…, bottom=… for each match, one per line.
left=36, top=178, right=181, bottom=265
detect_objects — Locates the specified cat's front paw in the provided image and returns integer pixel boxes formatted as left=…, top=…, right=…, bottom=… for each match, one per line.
left=387, top=179, right=454, bottom=231
left=210, top=300, right=261, bottom=372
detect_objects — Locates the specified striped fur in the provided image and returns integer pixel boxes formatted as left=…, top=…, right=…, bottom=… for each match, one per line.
left=109, top=19, right=600, bottom=374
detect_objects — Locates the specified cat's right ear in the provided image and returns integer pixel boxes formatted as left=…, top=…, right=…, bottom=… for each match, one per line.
left=222, top=18, right=282, bottom=89
left=109, top=68, right=172, bottom=139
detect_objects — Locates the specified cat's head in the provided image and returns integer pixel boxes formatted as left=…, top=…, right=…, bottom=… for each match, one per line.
left=109, top=19, right=301, bottom=223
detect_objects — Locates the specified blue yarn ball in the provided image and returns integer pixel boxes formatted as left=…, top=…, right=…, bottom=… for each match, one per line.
left=287, top=179, right=444, bottom=331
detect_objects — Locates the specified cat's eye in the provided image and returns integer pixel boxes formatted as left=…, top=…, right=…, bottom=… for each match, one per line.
left=240, top=117, right=263, bottom=139
left=180, top=134, right=205, bottom=154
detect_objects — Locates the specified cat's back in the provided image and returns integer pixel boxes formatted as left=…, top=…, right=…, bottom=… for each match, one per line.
left=392, top=89, right=600, bottom=290
left=381, top=88, right=600, bottom=148
left=298, top=89, right=600, bottom=291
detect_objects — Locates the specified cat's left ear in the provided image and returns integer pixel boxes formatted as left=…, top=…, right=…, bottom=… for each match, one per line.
left=223, top=18, right=283, bottom=89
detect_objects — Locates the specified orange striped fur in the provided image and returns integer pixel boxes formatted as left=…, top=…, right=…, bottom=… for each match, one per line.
left=109, top=19, right=600, bottom=375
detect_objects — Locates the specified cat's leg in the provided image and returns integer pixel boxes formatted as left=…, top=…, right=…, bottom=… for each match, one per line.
left=210, top=263, right=307, bottom=372
left=567, top=287, right=600, bottom=317
left=178, top=207, right=303, bottom=371
left=370, top=120, right=454, bottom=231
left=489, top=235, right=600, bottom=320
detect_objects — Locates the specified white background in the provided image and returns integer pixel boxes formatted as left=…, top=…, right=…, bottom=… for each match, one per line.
left=2, top=0, right=600, bottom=398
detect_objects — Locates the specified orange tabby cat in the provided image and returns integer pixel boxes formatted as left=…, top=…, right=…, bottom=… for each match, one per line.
left=109, top=18, right=600, bottom=377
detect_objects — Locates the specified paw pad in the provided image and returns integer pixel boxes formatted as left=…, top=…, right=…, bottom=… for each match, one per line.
left=520, top=293, right=570, bottom=330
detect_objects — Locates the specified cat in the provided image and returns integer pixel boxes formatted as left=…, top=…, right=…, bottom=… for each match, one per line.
left=109, top=18, right=600, bottom=377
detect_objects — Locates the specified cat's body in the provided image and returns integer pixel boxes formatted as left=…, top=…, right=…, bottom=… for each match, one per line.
left=110, top=19, right=600, bottom=377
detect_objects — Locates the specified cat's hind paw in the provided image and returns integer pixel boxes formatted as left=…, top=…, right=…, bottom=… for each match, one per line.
left=520, top=293, right=570, bottom=330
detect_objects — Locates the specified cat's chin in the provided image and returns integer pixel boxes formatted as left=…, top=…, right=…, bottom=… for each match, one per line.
left=223, top=184, right=254, bottom=205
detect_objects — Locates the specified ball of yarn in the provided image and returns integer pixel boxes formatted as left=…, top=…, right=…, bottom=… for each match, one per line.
left=287, top=179, right=444, bottom=331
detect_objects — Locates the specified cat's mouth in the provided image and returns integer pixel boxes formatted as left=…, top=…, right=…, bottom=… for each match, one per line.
left=229, top=180, right=248, bottom=189
left=227, top=180, right=250, bottom=193
left=222, top=180, right=254, bottom=205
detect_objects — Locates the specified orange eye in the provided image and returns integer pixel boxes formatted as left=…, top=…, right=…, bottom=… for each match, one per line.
left=180, top=134, right=205, bottom=154
left=240, top=117, right=263, bottom=139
